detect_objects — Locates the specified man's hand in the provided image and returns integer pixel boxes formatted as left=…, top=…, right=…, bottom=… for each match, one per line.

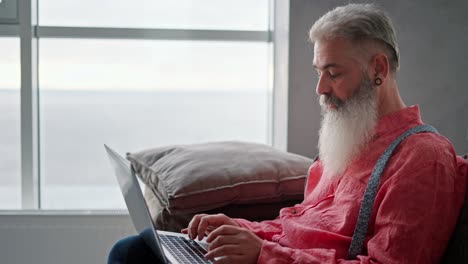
left=181, top=213, right=240, bottom=240
left=204, top=225, right=263, bottom=264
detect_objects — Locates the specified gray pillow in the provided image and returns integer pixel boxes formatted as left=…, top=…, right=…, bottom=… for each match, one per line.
left=127, top=141, right=313, bottom=215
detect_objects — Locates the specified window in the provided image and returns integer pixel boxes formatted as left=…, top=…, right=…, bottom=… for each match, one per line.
left=0, top=37, right=21, bottom=209
left=39, top=39, right=270, bottom=209
left=1, top=1, right=273, bottom=210
left=39, top=0, right=269, bottom=30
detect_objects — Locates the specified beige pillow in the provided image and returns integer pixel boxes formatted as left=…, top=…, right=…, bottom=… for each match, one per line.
left=127, top=141, right=313, bottom=215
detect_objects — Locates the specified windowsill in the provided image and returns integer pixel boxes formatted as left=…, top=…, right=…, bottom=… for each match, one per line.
left=0, top=209, right=129, bottom=216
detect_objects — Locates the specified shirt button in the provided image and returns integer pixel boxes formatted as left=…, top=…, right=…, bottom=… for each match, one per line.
left=291, top=209, right=297, bottom=214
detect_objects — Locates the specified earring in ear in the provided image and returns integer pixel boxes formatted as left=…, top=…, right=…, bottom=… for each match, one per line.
left=374, top=78, right=383, bottom=86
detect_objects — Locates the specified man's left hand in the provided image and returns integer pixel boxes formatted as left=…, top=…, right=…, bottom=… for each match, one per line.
left=204, top=225, right=263, bottom=264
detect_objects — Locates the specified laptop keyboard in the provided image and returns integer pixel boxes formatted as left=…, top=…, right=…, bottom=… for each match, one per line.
left=159, top=234, right=212, bottom=264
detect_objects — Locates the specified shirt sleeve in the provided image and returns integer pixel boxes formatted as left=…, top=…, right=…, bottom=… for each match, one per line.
left=255, top=160, right=466, bottom=264
left=230, top=163, right=319, bottom=241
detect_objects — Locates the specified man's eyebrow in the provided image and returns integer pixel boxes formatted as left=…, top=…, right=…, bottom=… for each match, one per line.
left=313, top=63, right=342, bottom=70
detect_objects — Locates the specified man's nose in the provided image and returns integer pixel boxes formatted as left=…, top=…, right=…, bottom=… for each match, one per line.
left=315, top=76, right=331, bottom=96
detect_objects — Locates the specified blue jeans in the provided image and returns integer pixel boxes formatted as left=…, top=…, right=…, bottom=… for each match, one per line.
left=108, top=231, right=163, bottom=264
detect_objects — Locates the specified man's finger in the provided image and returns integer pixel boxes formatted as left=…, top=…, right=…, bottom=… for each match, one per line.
left=188, top=214, right=207, bottom=239
left=205, top=245, right=240, bottom=260
left=197, top=215, right=223, bottom=240
left=208, top=234, right=241, bottom=251
left=197, top=217, right=212, bottom=240
left=212, top=256, right=244, bottom=264
left=206, top=225, right=242, bottom=243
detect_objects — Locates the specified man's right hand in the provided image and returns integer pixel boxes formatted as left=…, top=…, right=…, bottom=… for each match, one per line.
left=181, top=213, right=240, bottom=241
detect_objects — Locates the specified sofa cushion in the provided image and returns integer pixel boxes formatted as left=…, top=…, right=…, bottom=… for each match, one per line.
left=127, top=141, right=313, bottom=215
left=143, top=186, right=302, bottom=232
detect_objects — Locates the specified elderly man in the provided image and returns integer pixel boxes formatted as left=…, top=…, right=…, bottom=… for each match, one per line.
left=182, top=4, right=467, bottom=263
left=109, top=3, right=467, bottom=263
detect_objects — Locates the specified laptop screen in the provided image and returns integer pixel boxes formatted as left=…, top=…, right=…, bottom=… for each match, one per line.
left=104, top=145, right=168, bottom=263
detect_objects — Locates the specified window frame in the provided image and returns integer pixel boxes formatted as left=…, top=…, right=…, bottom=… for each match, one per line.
left=0, top=0, right=287, bottom=211
left=0, top=0, right=18, bottom=24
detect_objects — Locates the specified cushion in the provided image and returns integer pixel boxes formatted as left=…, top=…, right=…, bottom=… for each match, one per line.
left=441, top=154, right=468, bottom=263
left=144, top=186, right=301, bottom=232
left=127, top=141, right=313, bottom=215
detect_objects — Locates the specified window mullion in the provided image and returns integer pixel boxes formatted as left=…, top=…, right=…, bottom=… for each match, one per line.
left=35, top=26, right=270, bottom=42
left=271, top=0, right=289, bottom=151
left=19, top=0, right=39, bottom=209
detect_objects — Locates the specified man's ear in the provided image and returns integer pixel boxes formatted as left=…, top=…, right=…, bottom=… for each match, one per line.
left=371, top=53, right=389, bottom=80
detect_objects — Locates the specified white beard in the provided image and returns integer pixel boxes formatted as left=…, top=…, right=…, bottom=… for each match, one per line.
left=318, top=77, right=378, bottom=178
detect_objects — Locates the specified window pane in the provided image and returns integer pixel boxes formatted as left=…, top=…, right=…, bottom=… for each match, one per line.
left=0, top=37, right=21, bottom=209
left=39, top=39, right=271, bottom=209
left=39, top=0, right=269, bottom=30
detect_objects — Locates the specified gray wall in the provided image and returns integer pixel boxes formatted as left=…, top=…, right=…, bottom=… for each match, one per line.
left=287, top=0, right=468, bottom=158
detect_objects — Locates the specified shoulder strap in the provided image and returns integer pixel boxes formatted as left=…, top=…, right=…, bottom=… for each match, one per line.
left=346, top=124, right=438, bottom=260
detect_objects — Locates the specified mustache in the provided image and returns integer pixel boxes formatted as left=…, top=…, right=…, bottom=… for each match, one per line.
left=319, top=94, right=345, bottom=109
left=318, top=75, right=373, bottom=110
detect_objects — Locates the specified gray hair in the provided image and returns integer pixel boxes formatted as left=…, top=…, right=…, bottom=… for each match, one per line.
left=309, top=3, right=399, bottom=72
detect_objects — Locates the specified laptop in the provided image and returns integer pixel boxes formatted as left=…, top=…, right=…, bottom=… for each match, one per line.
left=104, top=144, right=212, bottom=264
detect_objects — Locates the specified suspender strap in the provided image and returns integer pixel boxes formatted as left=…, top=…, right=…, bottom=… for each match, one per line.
left=346, top=124, right=438, bottom=260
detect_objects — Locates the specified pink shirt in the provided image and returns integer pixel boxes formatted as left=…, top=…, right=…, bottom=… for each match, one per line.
left=235, top=105, right=467, bottom=263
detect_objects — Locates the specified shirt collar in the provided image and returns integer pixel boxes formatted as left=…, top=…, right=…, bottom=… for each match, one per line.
left=373, top=105, right=423, bottom=138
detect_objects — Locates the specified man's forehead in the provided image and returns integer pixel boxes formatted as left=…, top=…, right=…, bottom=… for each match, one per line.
left=313, top=38, right=356, bottom=69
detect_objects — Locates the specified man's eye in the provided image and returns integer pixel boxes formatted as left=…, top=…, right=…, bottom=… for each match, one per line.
left=328, top=72, right=340, bottom=79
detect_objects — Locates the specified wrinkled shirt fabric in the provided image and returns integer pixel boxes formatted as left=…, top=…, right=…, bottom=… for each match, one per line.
left=235, top=105, right=467, bottom=264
